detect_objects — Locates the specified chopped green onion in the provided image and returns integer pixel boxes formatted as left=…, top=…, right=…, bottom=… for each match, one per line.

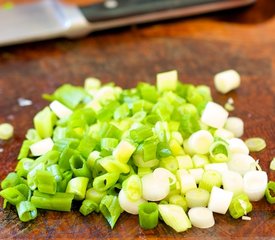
left=158, top=204, right=191, bottom=232
left=265, top=181, right=275, bottom=204
left=122, top=175, right=142, bottom=201
left=1, top=172, right=22, bottom=189
left=16, top=201, right=37, bottom=222
left=199, top=170, right=222, bottom=192
left=245, top=137, right=266, bottom=152
left=188, top=207, right=215, bottom=229
left=138, top=202, right=158, bottom=229
left=209, top=140, right=229, bottom=163
left=243, top=170, right=267, bottom=201
left=0, top=123, right=14, bottom=140
left=0, top=187, right=26, bottom=205
left=229, top=193, right=252, bottom=219
left=118, top=189, right=145, bottom=214
left=93, top=173, right=120, bottom=192
left=168, top=194, right=188, bottom=212
left=31, top=191, right=74, bottom=211
left=270, top=158, right=275, bottom=170
left=34, top=170, right=57, bottom=194
left=79, top=199, right=98, bottom=216
left=224, top=117, right=244, bottom=138
left=100, top=195, right=122, bottom=229
left=208, top=186, right=233, bottom=214
left=185, top=188, right=210, bottom=208
left=66, top=177, right=89, bottom=200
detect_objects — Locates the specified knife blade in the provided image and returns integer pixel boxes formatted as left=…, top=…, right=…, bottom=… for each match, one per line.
left=0, top=0, right=256, bottom=47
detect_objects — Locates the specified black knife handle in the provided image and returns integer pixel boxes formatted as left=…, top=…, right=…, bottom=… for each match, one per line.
left=80, top=0, right=220, bottom=22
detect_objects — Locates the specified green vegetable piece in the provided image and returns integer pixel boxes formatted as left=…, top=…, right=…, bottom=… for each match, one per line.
left=0, top=187, right=26, bottom=205
left=1, top=172, right=22, bottom=189
left=34, top=106, right=56, bottom=138
left=138, top=202, right=159, bottom=229
left=209, top=140, right=229, bottom=163
left=130, top=126, right=153, bottom=143
left=265, top=181, right=275, bottom=204
left=66, top=177, right=89, bottom=200
left=43, top=84, right=88, bottom=109
left=15, top=158, right=35, bottom=178
left=168, top=194, right=188, bottom=212
left=199, top=170, right=222, bottom=192
left=35, top=170, right=57, bottom=194
left=229, top=193, right=253, bottom=219
left=93, top=172, right=120, bottom=192
left=69, top=154, right=91, bottom=178
left=100, top=195, right=122, bottom=229
left=16, top=201, right=37, bottom=222
left=80, top=199, right=99, bottom=216
left=17, top=140, right=32, bottom=160
left=31, top=191, right=74, bottom=211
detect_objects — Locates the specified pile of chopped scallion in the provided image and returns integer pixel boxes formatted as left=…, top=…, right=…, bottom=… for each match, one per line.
left=0, top=70, right=274, bottom=232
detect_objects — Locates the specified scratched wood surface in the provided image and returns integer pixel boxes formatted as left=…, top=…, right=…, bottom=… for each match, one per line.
left=0, top=0, right=274, bottom=239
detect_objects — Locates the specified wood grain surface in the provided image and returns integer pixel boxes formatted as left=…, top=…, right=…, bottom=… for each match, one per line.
left=0, top=0, right=274, bottom=239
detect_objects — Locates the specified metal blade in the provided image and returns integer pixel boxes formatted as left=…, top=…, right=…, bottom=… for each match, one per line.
left=0, top=0, right=91, bottom=47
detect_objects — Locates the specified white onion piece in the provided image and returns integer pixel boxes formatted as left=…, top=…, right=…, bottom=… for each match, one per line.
left=201, top=102, right=229, bottom=129
left=188, top=130, right=214, bottom=154
left=30, top=138, right=54, bottom=156
left=49, top=100, right=73, bottom=119
left=214, top=69, right=241, bottom=94
left=227, top=153, right=256, bottom=176
left=224, top=117, right=244, bottom=138
left=243, top=171, right=268, bottom=201
left=222, top=170, right=243, bottom=196
left=208, top=186, right=233, bottom=214
left=188, top=207, right=215, bottom=228
left=204, top=163, right=228, bottom=175
left=141, top=172, right=170, bottom=201
left=118, top=189, right=146, bottom=215
left=227, top=138, right=249, bottom=155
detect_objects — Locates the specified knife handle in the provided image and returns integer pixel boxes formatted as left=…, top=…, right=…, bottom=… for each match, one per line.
left=79, top=0, right=218, bottom=22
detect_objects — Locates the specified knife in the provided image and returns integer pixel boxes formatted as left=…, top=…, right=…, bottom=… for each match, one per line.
left=0, top=0, right=256, bottom=47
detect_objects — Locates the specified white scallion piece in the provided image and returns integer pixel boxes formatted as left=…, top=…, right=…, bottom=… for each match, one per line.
left=153, top=168, right=177, bottom=189
left=158, top=204, right=191, bottom=232
left=208, top=186, right=233, bottom=214
left=156, top=70, right=178, bottom=92
left=176, top=155, right=194, bottom=170
left=0, top=123, right=14, bottom=140
left=177, top=170, right=197, bottom=194
left=214, top=128, right=234, bottom=140
left=242, top=216, right=251, bottom=221
left=222, top=170, right=243, bottom=196
left=49, top=100, right=73, bottom=119
left=270, top=158, right=275, bottom=170
left=201, top=102, right=229, bottom=129
left=243, top=170, right=268, bottom=201
left=188, top=207, right=215, bottom=229
left=29, top=137, right=54, bottom=156
left=118, top=189, right=146, bottom=215
left=227, top=153, right=256, bottom=176
left=188, top=130, right=214, bottom=154
left=214, top=69, right=241, bottom=94
left=188, top=168, right=204, bottom=184
left=141, top=172, right=170, bottom=201
left=17, top=98, right=32, bottom=107
left=224, top=117, right=244, bottom=138
left=227, top=138, right=249, bottom=155
left=204, top=163, right=228, bottom=175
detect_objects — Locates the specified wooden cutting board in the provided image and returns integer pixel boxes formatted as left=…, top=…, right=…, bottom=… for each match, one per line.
left=0, top=0, right=274, bottom=238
